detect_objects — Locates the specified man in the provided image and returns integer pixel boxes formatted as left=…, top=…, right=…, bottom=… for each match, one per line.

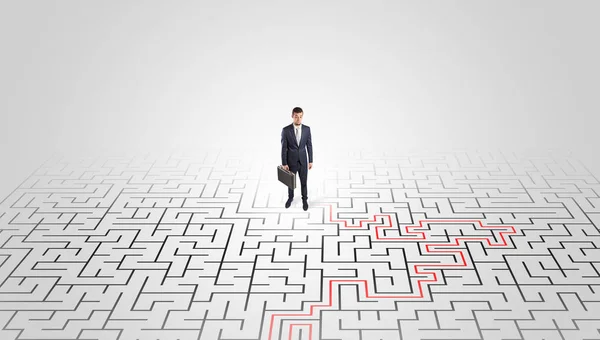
left=281, top=107, right=313, bottom=211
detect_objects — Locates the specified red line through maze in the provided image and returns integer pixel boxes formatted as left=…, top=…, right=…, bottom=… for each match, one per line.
left=268, top=203, right=517, bottom=340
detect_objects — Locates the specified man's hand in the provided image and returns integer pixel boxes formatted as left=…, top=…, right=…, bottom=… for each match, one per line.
left=309, top=163, right=313, bottom=170
left=283, top=165, right=289, bottom=171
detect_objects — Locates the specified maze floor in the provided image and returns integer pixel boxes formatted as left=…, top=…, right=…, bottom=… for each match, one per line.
left=1, top=149, right=599, bottom=340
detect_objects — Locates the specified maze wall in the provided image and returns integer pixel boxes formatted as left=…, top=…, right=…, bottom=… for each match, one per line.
left=1, top=150, right=599, bottom=340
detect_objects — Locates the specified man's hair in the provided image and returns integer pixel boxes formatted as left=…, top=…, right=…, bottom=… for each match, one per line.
left=292, top=107, right=303, bottom=115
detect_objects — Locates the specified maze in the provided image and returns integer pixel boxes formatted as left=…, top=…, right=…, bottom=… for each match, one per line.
left=1, top=149, right=599, bottom=340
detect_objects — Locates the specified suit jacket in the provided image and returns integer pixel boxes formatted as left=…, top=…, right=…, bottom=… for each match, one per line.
left=281, top=123, right=313, bottom=166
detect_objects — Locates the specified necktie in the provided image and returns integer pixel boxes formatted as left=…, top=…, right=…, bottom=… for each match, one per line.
left=295, top=127, right=300, bottom=145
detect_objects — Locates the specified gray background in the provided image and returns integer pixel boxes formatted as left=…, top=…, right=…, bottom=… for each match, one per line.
left=1, top=0, right=599, bottom=198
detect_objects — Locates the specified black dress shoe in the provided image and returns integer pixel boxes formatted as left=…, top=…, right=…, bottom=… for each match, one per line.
left=285, top=197, right=293, bottom=208
left=302, top=200, right=308, bottom=211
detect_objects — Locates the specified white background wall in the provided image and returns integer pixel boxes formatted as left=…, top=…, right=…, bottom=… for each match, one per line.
left=1, top=0, right=599, bottom=198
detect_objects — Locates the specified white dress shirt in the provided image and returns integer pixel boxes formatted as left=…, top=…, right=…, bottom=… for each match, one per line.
left=294, top=123, right=302, bottom=144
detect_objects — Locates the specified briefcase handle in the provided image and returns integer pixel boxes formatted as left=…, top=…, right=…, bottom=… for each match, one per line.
left=278, top=165, right=293, bottom=174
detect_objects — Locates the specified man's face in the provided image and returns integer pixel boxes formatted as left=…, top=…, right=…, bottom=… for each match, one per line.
left=292, top=112, right=303, bottom=125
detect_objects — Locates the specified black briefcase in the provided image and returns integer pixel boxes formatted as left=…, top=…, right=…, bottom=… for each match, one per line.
left=277, top=165, right=296, bottom=190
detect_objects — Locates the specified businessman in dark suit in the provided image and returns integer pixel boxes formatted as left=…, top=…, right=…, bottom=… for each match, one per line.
left=281, top=107, right=313, bottom=210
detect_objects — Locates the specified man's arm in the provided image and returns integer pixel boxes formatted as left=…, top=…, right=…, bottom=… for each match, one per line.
left=281, top=128, right=288, bottom=165
left=307, top=127, right=313, bottom=163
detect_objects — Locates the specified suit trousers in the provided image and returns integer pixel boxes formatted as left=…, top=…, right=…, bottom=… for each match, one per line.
left=288, top=160, right=308, bottom=200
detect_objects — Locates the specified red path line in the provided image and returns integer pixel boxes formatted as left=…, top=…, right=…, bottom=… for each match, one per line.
left=268, top=203, right=516, bottom=340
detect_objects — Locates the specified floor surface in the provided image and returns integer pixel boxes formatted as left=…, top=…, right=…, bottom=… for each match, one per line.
left=1, top=149, right=599, bottom=340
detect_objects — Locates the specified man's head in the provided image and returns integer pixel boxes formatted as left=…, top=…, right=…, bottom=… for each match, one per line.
left=292, top=107, right=303, bottom=126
